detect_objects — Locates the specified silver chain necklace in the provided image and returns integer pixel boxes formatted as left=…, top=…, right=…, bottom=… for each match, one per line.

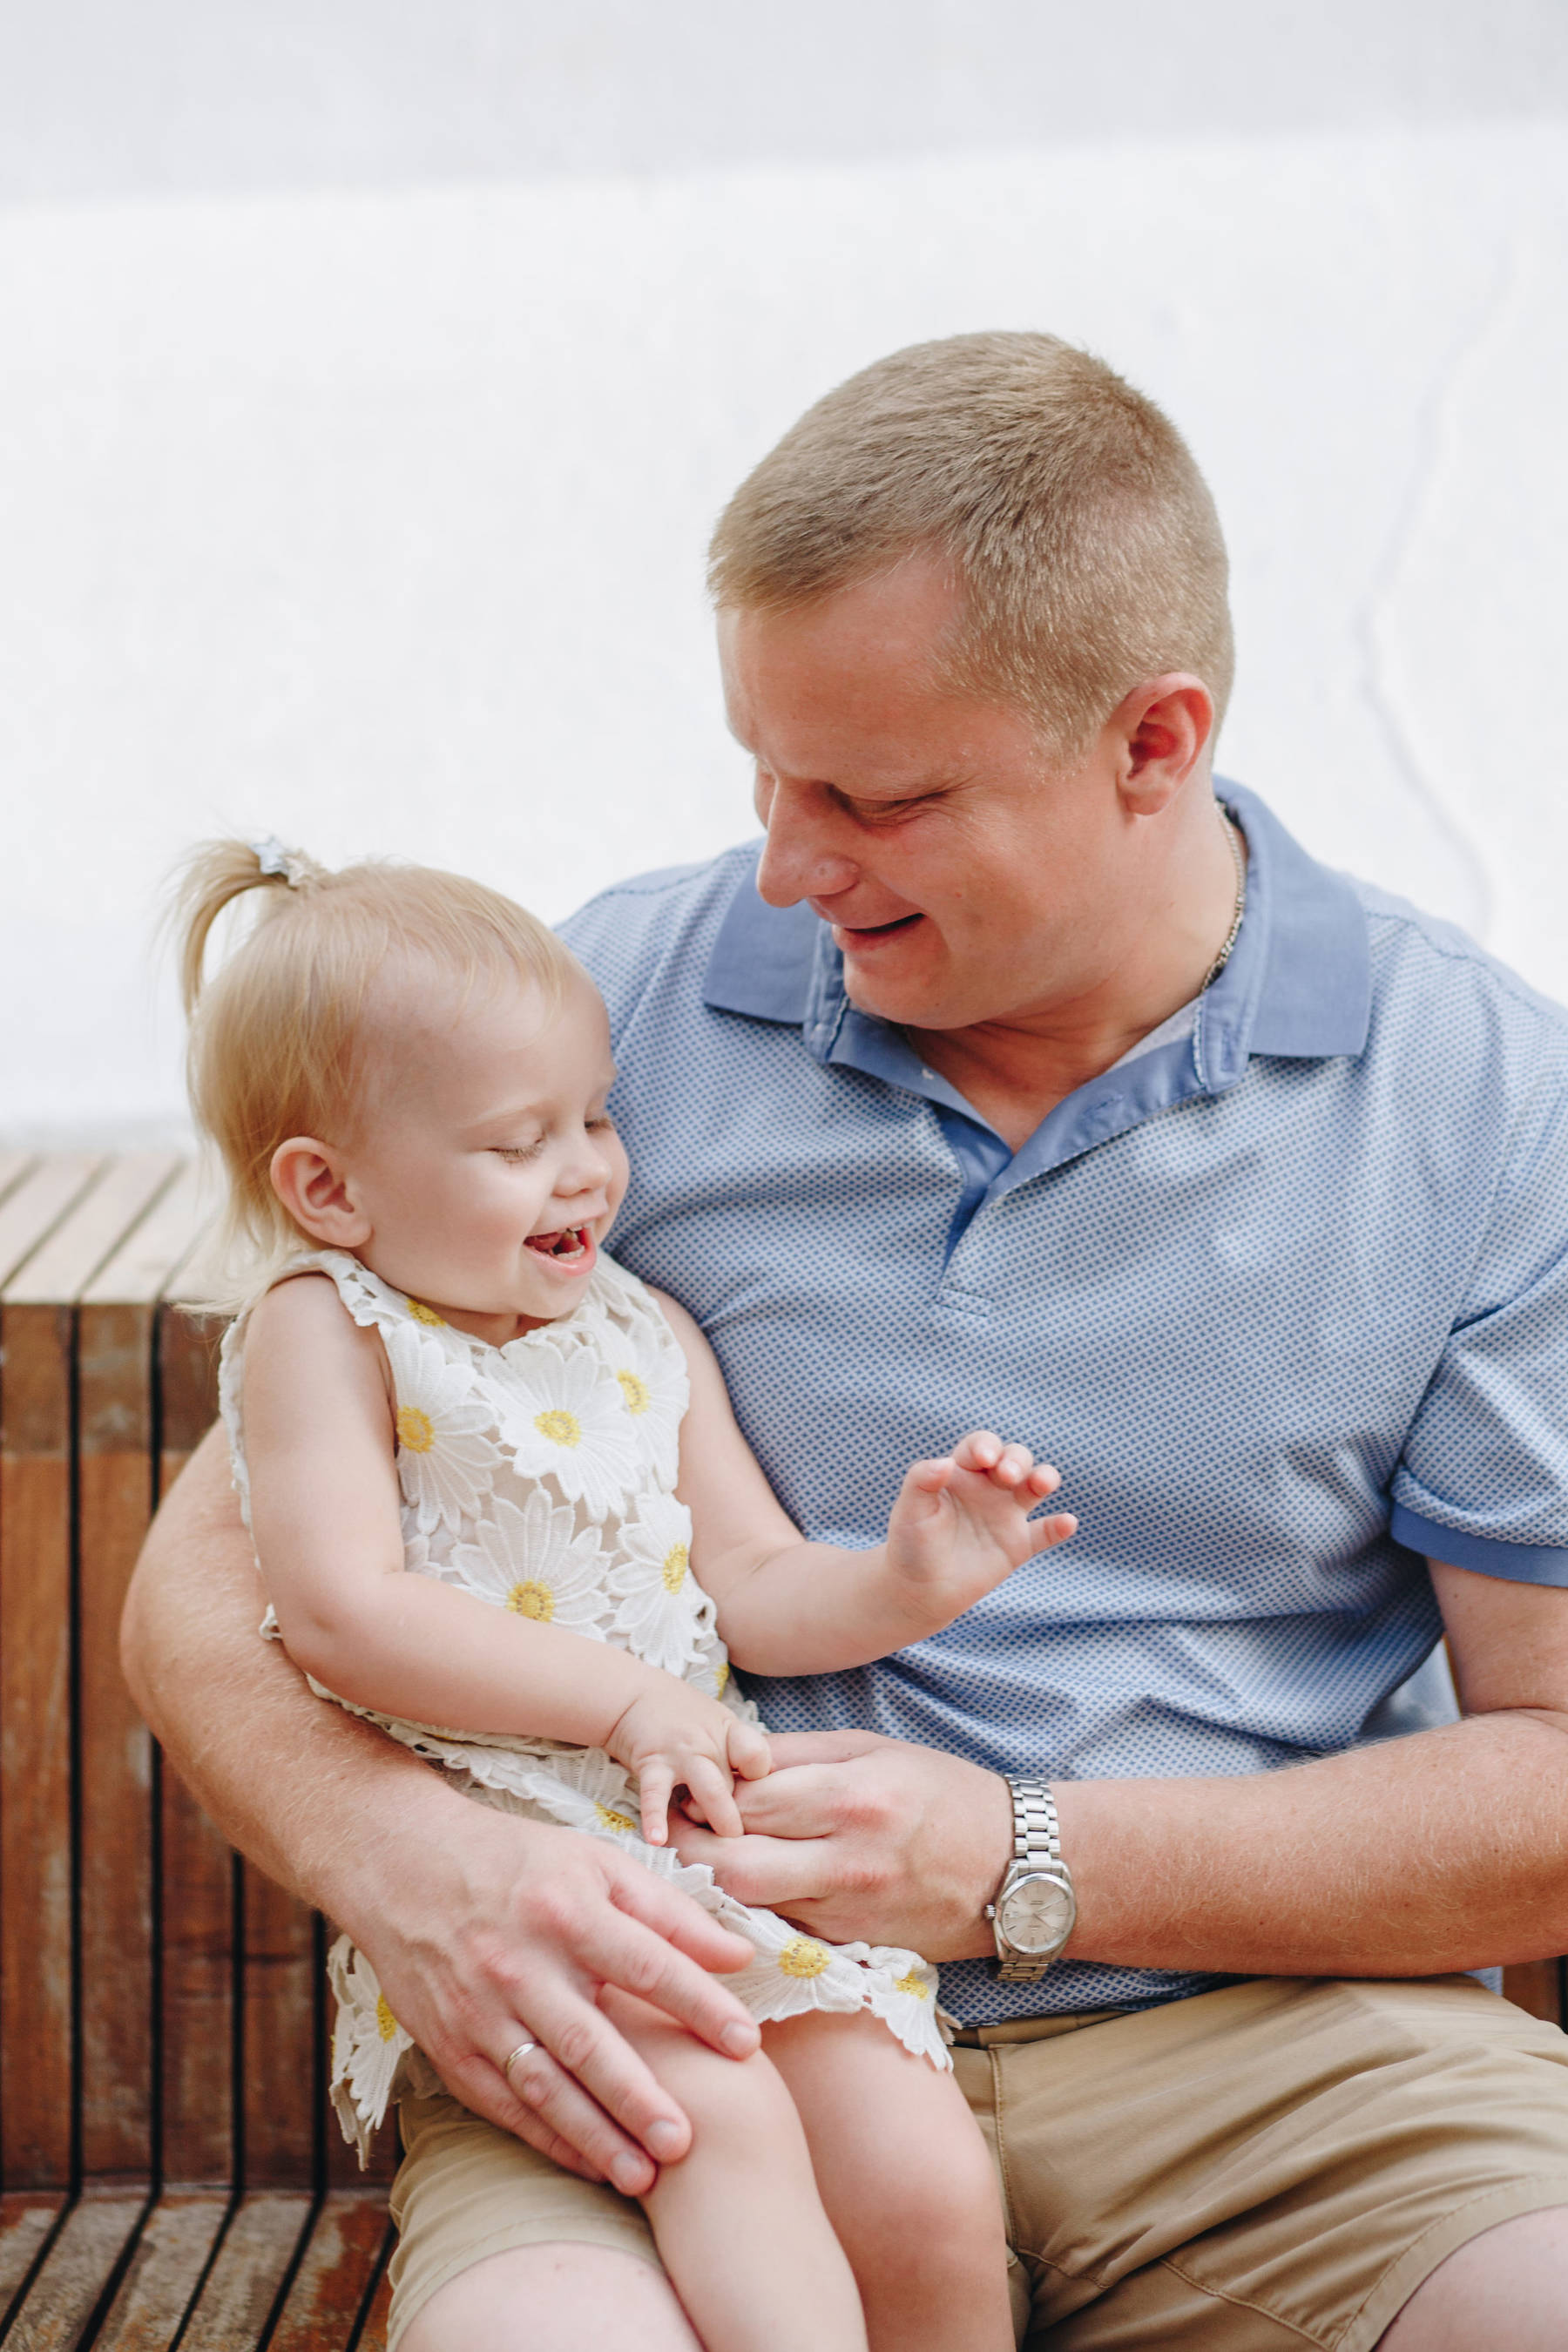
left=1200, top=805, right=1247, bottom=993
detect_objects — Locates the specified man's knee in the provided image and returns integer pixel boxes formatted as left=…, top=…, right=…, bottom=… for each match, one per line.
left=1377, top=2206, right=1568, bottom=2351
left=398, top=2240, right=696, bottom=2352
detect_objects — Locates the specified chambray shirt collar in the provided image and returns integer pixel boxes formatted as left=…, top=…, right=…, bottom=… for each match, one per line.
left=701, top=781, right=1371, bottom=1117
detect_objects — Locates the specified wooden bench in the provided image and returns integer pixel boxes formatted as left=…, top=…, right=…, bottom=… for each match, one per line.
left=2, top=1149, right=1564, bottom=2345
left=0, top=1153, right=394, bottom=2350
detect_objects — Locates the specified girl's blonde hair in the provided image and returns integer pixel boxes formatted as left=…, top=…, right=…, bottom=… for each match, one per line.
left=171, top=841, right=575, bottom=1308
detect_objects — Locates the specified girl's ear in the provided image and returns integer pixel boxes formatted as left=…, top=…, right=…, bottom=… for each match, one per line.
left=270, top=1136, right=373, bottom=1249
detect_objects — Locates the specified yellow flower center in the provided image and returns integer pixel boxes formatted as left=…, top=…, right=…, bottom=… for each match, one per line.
left=893, top=1970, right=931, bottom=2000
left=776, top=1936, right=831, bottom=1979
left=507, top=1580, right=554, bottom=1622
left=407, top=1299, right=445, bottom=1327
left=617, top=1369, right=652, bottom=1415
left=713, top=1660, right=730, bottom=1696
left=375, top=1994, right=399, bottom=2042
left=395, top=1405, right=435, bottom=1454
left=594, top=1801, right=635, bottom=1834
left=535, top=1409, right=581, bottom=1449
left=661, top=1544, right=689, bottom=1594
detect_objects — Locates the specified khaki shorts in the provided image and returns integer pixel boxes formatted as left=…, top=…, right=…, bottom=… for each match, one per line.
left=386, top=1974, right=1568, bottom=2350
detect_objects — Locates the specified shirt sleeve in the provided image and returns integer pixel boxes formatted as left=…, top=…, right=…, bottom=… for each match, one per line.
left=1391, top=1065, right=1568, bottom=1584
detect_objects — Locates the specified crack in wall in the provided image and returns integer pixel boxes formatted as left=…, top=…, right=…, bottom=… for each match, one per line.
left=1354, top=240, right=1521, bottom=942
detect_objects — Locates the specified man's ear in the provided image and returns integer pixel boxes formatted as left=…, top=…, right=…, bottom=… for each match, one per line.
left=270, top=1136, right=372, bottom=1249
left=1110, top=674, right=1214, bottom=817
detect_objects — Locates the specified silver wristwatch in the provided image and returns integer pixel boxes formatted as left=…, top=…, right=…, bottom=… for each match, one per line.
left=987, top=1778, right=1076, bottom=1982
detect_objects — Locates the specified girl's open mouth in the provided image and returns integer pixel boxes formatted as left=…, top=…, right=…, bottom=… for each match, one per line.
left=525, top=1226, right=591, bottom=1263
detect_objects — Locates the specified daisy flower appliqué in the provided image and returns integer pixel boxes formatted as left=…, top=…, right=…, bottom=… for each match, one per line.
left=383, top=1323, right=501, bottom=1536
left=863, top=1948, right=951, bottom=2064
left=497, top=1345, right=640, bottom=1521
left=719, top=1912, right=873, bottom=2027
left=607, top=1490, right=713, bottom=1675
left=328, top=1937, right=413, bottom=2143
left=600, top=1307, right=686, bottom=1490
left=449, top=1488, right=611, bottom=1637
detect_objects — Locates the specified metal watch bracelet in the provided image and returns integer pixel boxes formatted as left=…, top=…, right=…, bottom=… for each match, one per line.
left=988, top=1777, right=1074, bottom=1982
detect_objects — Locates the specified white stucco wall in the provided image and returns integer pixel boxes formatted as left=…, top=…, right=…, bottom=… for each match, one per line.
left=3, top=106, right=1567, bottom=1139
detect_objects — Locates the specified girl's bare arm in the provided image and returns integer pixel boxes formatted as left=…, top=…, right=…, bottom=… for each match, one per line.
left=120, top=1429, right=761, bottom=2196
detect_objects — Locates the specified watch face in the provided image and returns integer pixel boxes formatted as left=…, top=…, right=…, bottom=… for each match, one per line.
left=998, top=1871, right=1075, bottom=1957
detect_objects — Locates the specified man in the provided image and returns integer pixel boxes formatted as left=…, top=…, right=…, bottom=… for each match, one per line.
left=125, top=333, right=1568, bottom=2350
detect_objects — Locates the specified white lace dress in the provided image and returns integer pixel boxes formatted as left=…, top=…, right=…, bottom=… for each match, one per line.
left=220, top=1247, right=951, bottom=2163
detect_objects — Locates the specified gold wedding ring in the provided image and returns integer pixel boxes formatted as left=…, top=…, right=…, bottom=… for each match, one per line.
left=503, top=2039, right=537, bottom=2092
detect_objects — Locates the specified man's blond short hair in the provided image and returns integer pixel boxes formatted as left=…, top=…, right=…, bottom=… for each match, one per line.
left=708, top=331, right=1233, bottom=755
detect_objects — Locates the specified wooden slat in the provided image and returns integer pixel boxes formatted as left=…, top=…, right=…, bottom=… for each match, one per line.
left=178, top=2193, right=311, bottom=2352
left=84, top=1164, right=208, bottom=1309
left=355, top=2257, right=393, bottom=2352
left=92, top=2193, right=228, bottom=2351
left=77, top=1298, right=159, bottom=2181
left=267, top=2193, right=391, bottom=2352
left=159, top=1762, right=237, bottom=2191
left=0, top=2192, right=67, bottom=2325
left=0, top=1153, right=102, bottom=1289
left=8, top=1154, right=181, bottom=1308
left=0, top=1299, right=75, bottom=2187
left=1505, top=1958, right=1566, bottom=2027
left=152, top=1294, right=238, bottom=2190
left=0, top=2191, right=146, bottom=2351
left=0, top=1154, right=36, bottom=1211
left=240, top=1873, right=318, bottom=2190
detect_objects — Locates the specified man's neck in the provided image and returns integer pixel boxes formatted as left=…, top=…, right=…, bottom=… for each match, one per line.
left=906, top=801, right=1244, bottom=1153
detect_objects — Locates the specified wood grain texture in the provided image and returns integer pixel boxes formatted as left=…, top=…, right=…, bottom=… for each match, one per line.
left=84, top=1164, right=207, bottom=1309
left=152, top=1296, right=237, bottom=2190
left=92, top=2193, right=228, bottom=2352
left=159, top=1765, right=237, bottom=2191
left=77, top=1300, right=158, bottom=2182
left=0, top=1155, right=103, bottom=1289
left=8, top=1158, right=181, bottom=1308
left=239, top=1871, right=318, bottom=2191
left=0, top=1298, right=75, bottom=2188
left=178, top=2194, right=311, bottom=2352
left=0, top=2191, right=146, bottom=2352
left=0, top=2192, right=67, bottom=2325
left=267, top=2193, right=392, bottom=2352
left=1504, top=1958, right=1566, bottom=2027
left=355, top=2256, right=393, bottom=2352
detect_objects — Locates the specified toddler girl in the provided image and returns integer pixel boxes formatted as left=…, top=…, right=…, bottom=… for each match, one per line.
left=177, top=840, right=1076, bottom=2352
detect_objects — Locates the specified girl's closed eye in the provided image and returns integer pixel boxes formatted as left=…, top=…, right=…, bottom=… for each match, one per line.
left=493, top=1138, right=544, bottom=1163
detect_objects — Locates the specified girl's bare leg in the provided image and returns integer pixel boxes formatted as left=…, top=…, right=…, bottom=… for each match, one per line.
left=763, top=2009, right=1015, bottom=2352
left=602, top=1988, right=868, bottom=2352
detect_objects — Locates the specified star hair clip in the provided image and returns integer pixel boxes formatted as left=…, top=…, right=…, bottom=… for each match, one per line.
left=253, top=836, right=308, bottom=888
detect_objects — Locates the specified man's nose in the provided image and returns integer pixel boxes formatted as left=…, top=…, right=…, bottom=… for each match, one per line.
left=754, top=781, right=859, bottom=909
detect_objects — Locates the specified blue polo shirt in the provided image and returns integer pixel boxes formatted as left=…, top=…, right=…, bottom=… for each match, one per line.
left=561, top=784, right=1568, bottom=2023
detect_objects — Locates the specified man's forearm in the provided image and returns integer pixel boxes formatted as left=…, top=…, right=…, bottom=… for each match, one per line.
left=122, top=1424, right=472, bottom=1924
left=1057, top=1709, right=1568, bottom=1978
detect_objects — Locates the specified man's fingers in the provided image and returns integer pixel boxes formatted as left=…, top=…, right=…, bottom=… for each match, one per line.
left=670, top=1822, right=834, bottom=1909
left=474, top=2006, right=676, bottom=2191
left=760, top=1727, right=896, bottom=1767
left=436, top=2044, right=633, bottom=2188
left=598, top=1873, right=760, bottom=2051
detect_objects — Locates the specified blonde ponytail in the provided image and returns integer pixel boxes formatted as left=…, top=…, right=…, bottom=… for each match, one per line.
left=166, top=840, right=576, bottom=1310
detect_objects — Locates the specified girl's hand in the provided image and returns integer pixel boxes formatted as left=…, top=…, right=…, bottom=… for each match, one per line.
left=885, top=1430, right=1076, bottom=1630
left=605, top=1679, right=771, bottom=1847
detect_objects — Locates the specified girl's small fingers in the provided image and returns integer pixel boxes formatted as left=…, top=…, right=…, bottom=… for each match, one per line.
left=637, top=1763, right=673, bottom=1847
left=905, top=1456, right=954, bottom=1494
left=992, top=1443, right=1035, bottom=1487
left=1027, top=1463, right=1062, bottom=1497
left=952, top=1429, right=1003, bottom=1470
left=686, top=1757, right=744, bottom=1838
left=730, top=1727, right=773, bottom=1781
left=1030, top=1511, right=1078, bottom=1552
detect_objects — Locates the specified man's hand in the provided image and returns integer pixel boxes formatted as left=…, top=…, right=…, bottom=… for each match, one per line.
left=884, top=1429, right=1076, bottom=1635
left=672, top=1728, right=1013, bottom=1958
left=346, top=1797, right=764, bottom=2193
